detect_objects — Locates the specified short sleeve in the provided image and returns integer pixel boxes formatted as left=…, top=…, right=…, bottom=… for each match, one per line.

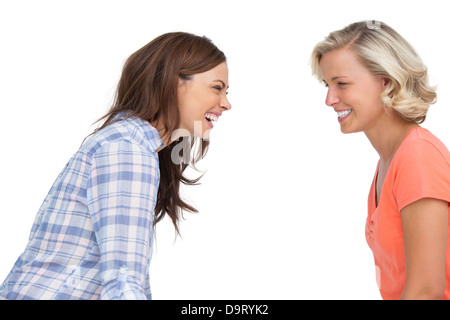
left=393, top=138, right=450, bottom=212
left=86, top=140, right=159, bottom=300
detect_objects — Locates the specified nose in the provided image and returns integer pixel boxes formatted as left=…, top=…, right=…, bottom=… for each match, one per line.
left=220, top=95, right=232, bottom=111
left=325, top=87, right=339, bottom=108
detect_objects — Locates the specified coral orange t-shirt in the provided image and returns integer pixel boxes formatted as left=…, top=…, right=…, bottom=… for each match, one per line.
left=366, top=127, right=450, bottom=300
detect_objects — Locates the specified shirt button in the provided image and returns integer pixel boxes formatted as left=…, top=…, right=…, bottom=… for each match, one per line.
left=119, top=267, right=127, bottom=274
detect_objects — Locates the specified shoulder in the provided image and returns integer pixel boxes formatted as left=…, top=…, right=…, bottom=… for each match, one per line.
left=79, top=117, right=162, bottom=158
left=390, top=128, right=450, bottom=210
left=395, top=127, right=450, bottom=167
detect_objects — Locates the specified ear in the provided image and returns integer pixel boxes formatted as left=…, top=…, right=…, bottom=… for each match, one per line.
left=382, top=77, right=390, bottom=89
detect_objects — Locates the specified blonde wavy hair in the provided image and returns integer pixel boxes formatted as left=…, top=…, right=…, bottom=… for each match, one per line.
left=311, top=21, right=437, bottom=124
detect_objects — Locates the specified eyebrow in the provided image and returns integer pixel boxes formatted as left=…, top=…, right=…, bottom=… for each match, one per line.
left=213, top=80, right=229, bottom=89
left=322, top=76, right=349, bottom=84
left=331, top=76, right=348, bottom=81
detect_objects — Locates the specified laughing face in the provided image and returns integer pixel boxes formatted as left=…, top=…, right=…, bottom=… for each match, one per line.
left=177, top=62, right=231, bottom=139
left=319, top=47, right=389, bottom=134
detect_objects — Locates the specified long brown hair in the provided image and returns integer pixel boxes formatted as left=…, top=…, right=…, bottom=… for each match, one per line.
left=92, top=32, right=226, bottom=233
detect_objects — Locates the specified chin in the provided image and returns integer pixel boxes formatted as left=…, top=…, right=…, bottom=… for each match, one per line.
left=339, top=126, right=359, bottom=134
left=201, top=129, right=212, bottom=140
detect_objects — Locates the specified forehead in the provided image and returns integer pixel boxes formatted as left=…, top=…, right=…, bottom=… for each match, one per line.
left=193, top=62, right=229, bottom=84
left=319, top=48, right=365, bottom=81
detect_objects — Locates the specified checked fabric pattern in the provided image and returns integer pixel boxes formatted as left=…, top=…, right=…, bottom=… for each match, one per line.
left=0, top=114, right=163, bottom=299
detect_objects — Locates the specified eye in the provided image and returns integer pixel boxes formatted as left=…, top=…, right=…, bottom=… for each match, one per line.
left=337, top=82, right=348, bottom=87
left=213, top=85, right=229, bottom=95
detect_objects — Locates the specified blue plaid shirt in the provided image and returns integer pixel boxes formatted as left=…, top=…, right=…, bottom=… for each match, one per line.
left=0, top=114, right=163, bottom=299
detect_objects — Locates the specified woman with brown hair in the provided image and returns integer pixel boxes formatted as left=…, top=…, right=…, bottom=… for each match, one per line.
left=0, top=32, right=231, bottom=299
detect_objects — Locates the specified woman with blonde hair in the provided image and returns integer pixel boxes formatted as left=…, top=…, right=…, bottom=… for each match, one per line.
left=311, top=21, right=450, bottom=299
left=0, top=32, right=231, bottom=299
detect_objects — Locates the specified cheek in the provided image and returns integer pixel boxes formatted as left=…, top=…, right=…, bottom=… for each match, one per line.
left=204, top=93, right=220, bottom=106
left=364, top=87, right=386, bottom=112
left=180, top=90, right=220, bottom=121
left=343, top=85, right=382, bottom=108
left=197, top=95, right=220, bottom=116
left=194, top=91, right=217, bottom=108
left=180, top=93, right=202, bottom=115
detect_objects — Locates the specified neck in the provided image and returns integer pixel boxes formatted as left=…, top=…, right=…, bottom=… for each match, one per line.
left=364, top=112, right=419, bottom=162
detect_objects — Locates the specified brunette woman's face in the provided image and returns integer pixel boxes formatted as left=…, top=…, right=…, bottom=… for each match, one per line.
left=319, top=48, right=389, bottom=134
left=177, top=62, right=231, bottom=139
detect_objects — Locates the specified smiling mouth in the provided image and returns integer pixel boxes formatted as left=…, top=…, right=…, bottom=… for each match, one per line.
left=337, top=109, right=352, bottom=122
left=204, top=112, right=219, bottom=128
left=205, top=113, right=219, bottom=122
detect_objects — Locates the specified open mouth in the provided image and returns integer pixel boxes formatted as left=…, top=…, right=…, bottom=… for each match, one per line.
left=204, top=112, right=219, bottom=128
left=337, top=109, right=352, bottom=122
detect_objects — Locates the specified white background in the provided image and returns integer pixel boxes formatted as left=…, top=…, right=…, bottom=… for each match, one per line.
left=0, top=0, right=449, bottom=300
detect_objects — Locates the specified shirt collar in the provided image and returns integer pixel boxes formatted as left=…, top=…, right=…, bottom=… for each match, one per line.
left=142, top=121, right=164, bottom=152
left=114, top=111, right=164, bottom=153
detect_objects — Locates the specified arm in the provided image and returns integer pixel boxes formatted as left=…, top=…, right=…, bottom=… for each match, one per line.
left=400, top=198, right=448, bottom=300
left=87, top=140, right=159, bottom=300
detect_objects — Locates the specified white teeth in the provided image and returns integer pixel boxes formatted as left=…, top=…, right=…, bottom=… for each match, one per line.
left=205, top=113, right=218, bottom=122
left=337, top=110, right=352, bottom=118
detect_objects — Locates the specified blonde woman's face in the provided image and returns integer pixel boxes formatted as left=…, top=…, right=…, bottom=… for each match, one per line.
left=319, top=48, right=389, bottom=134
left=177, top=62, right=231, bottom=139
